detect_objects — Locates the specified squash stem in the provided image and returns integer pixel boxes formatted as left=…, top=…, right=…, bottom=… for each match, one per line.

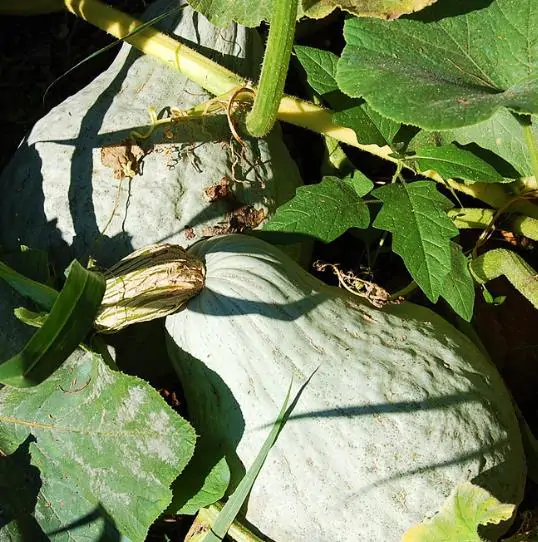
left=61, top=0, right=395, bottom=163
left=245, top=0, right=298, bottom=137
left=447, top=208, right=538, bottom=240
left=435, top=178, right=538, bottom=220
left=469, top=248, right=538, bottom=309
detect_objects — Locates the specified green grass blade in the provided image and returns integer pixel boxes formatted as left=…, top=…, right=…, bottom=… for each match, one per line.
left=202, top=367, right=319, bottom=542
left=0, top=261, right=105, bottom=387
left=0, top=260, right=58, bottom=311
left=43, top=4, right=185, bottom=102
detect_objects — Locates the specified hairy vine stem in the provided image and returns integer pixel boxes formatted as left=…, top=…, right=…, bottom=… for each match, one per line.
left=245, top=0, right=298, bottom=137
left=63, top=0, right=395, bottom=163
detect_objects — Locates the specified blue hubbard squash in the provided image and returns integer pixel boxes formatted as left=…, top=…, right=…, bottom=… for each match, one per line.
left=0, top=0, right=303, bottom=269
left=166, top=234, right=526, bottom=542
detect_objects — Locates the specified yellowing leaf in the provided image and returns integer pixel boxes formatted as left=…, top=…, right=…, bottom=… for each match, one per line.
left=402, top=481, right=516, bottom=542
left=301, top=0, right=438, bottom=20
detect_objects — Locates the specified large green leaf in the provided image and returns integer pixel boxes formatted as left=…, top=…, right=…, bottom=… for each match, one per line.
left=439, top=242, right=475, bottom=322
left=0, top=350, right=196, bottom=542
left=294, top=45, right=399, bottom=146
left=263, top=172, right=373, bottom=242
left=409, top=112, right=538, bottom=178
left=402, top=481, right=515, bottom=541
left=406, top=144, right=506, bottom=183
left=0, top=261, right=105, bottom=388
left=447, top=112, right=538, bottom=177
left=372, top=181, right=458, bottom=301
left=337, top=0, right=538, bottom=129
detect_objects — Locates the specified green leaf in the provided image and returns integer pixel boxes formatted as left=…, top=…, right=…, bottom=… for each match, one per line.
left=447, top=112, right=538, bottom=177
left=294, top=45, right=399, bottom=145
left=334, top=102, right=400, bottom=146
left=0, top=259, right=57, bottom=312
left=263, top=173, right=373, bottom=242
left=372, top=181, right=458, bottom=301
left=301, top=0, right=438, bottom=19
left=402, top=481, right=515, bottom=542
left=294, top=46, right=339, bottom=96
left=0, top=261, right=105, bottom=388
left=440, top=243, right=475, bottom=322
left=170, top=453, right=230, bottom=515
left=408, top=112, right=538, bottom=178
left=14, top=307, right=49, bottom=329
left=0, top=350, right=196, bottom=542
left=337, top=0, right=538, bottom=129
left=407, top=144, right=506, bottom=183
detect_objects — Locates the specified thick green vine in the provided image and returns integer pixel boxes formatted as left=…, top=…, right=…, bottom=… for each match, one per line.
left=470, top=249, right=538, bottom=309
left=245, top=0, right=298, bottom=137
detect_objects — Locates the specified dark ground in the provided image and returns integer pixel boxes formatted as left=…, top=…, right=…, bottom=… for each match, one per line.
left=1, top=2, right=537, bottom=540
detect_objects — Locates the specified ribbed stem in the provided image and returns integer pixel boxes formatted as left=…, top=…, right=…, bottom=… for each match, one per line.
left=448, top=208, right=538, bottom=240
left=62, top=0, right=395, bottom=163
left=245, top=0, right=298, bottom=137
left=469, top=249, right=538, bottom=309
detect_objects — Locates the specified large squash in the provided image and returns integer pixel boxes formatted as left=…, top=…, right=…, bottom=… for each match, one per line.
left=0, top=0, right=303, bottom=269
left=166, top=234, right=526, bottom=542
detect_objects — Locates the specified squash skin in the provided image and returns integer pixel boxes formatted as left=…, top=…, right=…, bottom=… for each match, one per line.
left=166, top=234, right=526, bottom=542
left=0, top=0, right=303, bottom=269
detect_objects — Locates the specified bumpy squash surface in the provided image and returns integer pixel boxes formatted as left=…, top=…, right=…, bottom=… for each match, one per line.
left=166, top=234, right=526, bottom=542
left=0, top=0, right=302, bottom=269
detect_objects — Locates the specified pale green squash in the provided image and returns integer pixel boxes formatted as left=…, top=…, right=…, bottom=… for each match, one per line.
left=166, top=234, right=526, bottom=542
left=0, top=0, right=303, bottom=269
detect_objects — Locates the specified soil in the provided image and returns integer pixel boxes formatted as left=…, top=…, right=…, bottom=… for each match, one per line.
left=1, top=3, right=537, bottom=541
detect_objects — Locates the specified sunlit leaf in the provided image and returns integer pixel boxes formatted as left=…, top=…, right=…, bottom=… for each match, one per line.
left=337, top=0, right=538, bottom=129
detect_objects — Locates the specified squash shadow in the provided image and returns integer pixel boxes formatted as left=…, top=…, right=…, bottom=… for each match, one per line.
left=0, top=0, right=268, bottom=271
left=165, top=334, right=247, bottom=507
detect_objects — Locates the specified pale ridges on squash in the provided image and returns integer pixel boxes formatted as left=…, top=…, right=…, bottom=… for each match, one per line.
left=0, top=0, right=302, bottom=269
left=166, top=234, right=526, bottom=542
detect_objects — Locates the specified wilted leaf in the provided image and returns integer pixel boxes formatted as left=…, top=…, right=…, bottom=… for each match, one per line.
left=337, top=0, right=538, bottom=129
left=372, top=181, right=458, bottom=301
left=402, top=481, right=515, bottom=542
left=301, top=0, right=437, bottom=19
left=263, top=173, right=373, bottom=242
left=0, top=350, right=196, bottom=542
left=186, top=0, right=273, bottom=26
